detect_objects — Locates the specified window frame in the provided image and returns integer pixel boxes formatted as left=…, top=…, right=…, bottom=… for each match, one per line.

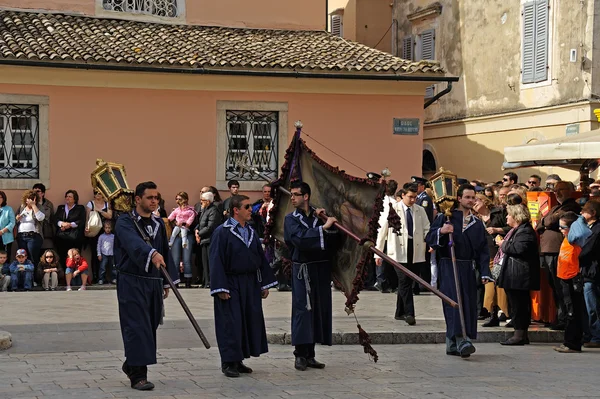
left=216, top=101, right=288, bottom=191
left=0, top=94, right=49, bottom=190
left=521, top=0, right=552, bottom=87
left=96, top=0, right=186, bottom=23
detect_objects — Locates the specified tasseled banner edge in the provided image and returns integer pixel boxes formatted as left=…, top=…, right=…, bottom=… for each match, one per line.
left=357, top=324, right=379, bottom=362
left=387, top=202, right=402, bottom=235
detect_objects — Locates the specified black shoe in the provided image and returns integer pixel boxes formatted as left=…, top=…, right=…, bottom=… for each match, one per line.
left=459, top=342, right=476, bottom=358
left=498, top=313, right=508, bottom=322
left=482, top=317, right=500, bottom=327
left=405, top=315, right=416, bottom=326
left=550, top=323, right=566, bottom=331
left=278, top=284, right=292, bottom=292
left=294, top=357, right=308, bottom=371
left=306, top=358, right=325, bottom=369
left=505, top=320, right=514, bottom=328
left=413, top=290, right=420, bottom=296
left=237, top=362, right=253, bottom=374
left=394, top=315, right=405, bottom=321
left=500, top=337, right=526, bottom=346
left=131, top=380, right=155, bottom=390
left=222, top=364, right=240, bottom=378
left=446, top=350, right=460, bottom=356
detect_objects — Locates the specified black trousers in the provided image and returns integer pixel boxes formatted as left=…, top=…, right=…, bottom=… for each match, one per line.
left=542, top=254, right=568, bottom=325
left=414, top=249, right=432, bottom=292
left=395, top=240, right=421, bottom=318
left=294, top=343, right=315, bottom=359
left=201, top=244, right=210, bottom=287
left=560, top=278, right=586, bottom=351
left=125, top=363, right=147, bottom=385
left=505, top=289, right=531, bottom=330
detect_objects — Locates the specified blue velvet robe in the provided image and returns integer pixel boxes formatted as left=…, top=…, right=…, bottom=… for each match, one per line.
left=114, top=210, right=179, bottom=366
left=426, top=211, right=491, bottom=340
left=209, top=218, right=277, bottom=363
left=284, top=208, right=338, bottom=346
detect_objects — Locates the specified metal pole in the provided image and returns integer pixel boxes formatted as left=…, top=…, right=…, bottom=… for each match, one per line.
left=160, top=266, right=211, bottom=349
left=447, top=222, right=467, bottom=338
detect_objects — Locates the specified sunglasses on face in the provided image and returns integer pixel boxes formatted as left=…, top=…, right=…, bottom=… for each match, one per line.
left=559, top=225, right=569, bottom=230
left=502, top=178, right=509, bottom=182
left=45, top=255, right=54, bottom=258
left=527, top=181, right=537, bottom=184
left=236, top=204, right=251, bottom=210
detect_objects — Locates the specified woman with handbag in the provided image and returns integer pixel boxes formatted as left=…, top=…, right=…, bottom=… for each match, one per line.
left=496, top=203, right=540, bottom=346
left=55, top=190, right=86, bottom=271
left=0, top=191, right=16, bottom=254
left=85, top=189, right=112, bottom=283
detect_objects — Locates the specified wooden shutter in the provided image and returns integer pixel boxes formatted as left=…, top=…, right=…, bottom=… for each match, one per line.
left=522, top=1, right=536, bottom=83
left=420, top=29, right=435, bottom=60
left=534, top=0, right=549, bottom=82
left=402, top=36, right=414, bottom=61
left=331, top=15, right=343, bottom=37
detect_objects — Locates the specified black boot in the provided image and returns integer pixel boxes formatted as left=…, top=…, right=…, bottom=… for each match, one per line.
left=500, top=329, right=526, bottom=346
left=185, top=278, right=192, bottom=288
left=482, top=307, right=500, bottom=327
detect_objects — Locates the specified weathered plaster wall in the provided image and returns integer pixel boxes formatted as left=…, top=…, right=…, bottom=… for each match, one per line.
left=343, top=0, right=357, bottom=40
left=355, top=0, right=392, bottom=52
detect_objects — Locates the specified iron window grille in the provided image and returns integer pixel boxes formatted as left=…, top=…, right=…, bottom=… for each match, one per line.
left=225, top=111, right=279, bottom=182
left=103, top=0, right=179, bottom=17
left=0, top=104, right=39, bottom=179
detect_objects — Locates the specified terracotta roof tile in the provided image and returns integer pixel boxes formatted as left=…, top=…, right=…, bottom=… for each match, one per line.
left=0, top=10, right=447, bottom=77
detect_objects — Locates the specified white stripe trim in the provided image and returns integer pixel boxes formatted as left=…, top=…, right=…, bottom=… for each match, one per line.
left=319, top=226, right=324, bottom=250
left=261, top=281, right=279, bottom=291
left=145, top=249, right=156, bottom=273
left=210, top=288, right=230, bottom=295
left=436, top=228, right=441, bottom=246
left=164, top=279, right=180, bottom=288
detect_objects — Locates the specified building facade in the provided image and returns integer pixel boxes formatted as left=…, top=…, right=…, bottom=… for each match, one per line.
left=0, top=1, right=453, bottom=210
left=393, top=0, right=600, bottom=182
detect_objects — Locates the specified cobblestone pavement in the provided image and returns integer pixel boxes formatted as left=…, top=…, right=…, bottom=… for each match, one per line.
left=2, top=289, right=597, bottom=398
left=1, top=343, right=599, bottom=399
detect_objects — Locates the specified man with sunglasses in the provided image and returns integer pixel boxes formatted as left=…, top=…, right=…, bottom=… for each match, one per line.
left=114, top=181, right=180, bottom=391
left=209, top=195, right=277, bottom=378
left=526, top=175, right=542, bottom=190
left=284, top=181, right=339, bottom=371
left=502, top=172, right=518, bottom=188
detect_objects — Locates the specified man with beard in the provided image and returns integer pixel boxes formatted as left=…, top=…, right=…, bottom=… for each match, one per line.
left=426, top=184, right=491, bottom=358
left=115, top=181, right=179, bottom=390
left=284, top=181, right=338, bottom=371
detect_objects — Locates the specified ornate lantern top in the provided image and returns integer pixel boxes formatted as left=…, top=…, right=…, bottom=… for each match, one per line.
left=91, top=159, right=134, bottom=212
left=429, top=167, right=458, bottom=216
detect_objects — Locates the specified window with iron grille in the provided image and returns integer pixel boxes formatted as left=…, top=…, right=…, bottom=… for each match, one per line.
left=225, top=111, right=278, bottom=182
left=0, top=104, right=39, bottom=179
left=103, top=0, right=179, bottom=17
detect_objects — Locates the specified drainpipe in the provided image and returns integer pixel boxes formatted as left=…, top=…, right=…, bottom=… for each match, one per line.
left=424, top=81, right=453, bottom=109
left=325, top=0, right=329, bottom=31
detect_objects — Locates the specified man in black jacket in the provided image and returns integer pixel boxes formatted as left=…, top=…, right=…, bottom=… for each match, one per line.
left=195, top=192, right=221, bottom=288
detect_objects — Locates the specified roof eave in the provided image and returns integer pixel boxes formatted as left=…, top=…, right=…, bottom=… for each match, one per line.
left=0, top=59, right=459, bottom=83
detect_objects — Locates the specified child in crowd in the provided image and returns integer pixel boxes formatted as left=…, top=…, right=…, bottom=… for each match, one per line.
left=554, top=211, right=588, bottom=353
left=97, top=221, right=116, bottom=285
left=9, top=249, right=34, bottom=291
left=0, top=250, right=10, bottom=291
left=38, top=249, right=63, bottom=291
left=167, top=193, right=196, bottom=249
left=65, top=248, right=89, bottom=291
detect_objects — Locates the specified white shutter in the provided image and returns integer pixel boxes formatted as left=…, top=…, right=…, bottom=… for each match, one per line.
left=331, top=15, right=343, bottom=37
left=419, top=30, right=435, bottom=98
left=533, top=0, right=549, bottom=82
left=521, top=1, right=536, bottom=83
left=402, top=36, right=414, bottom=61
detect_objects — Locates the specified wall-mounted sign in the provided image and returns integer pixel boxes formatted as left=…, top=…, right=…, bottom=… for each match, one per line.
left=393, top=118, right=420, bottom=135
left=566, top=123, right=579, bottom=136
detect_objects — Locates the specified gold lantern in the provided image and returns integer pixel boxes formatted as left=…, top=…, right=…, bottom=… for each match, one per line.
left=91, top=159, right=134, bottom=212
left=429, top=167, right=458, bottom=217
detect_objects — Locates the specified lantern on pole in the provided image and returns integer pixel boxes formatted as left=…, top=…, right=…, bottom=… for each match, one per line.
left=429, top=167, right=458, bottom=217
left=90, top=159, right=134, bottom=212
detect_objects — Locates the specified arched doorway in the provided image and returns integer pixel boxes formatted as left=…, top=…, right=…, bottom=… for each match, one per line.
left=422, top=149, right=437, bottom=177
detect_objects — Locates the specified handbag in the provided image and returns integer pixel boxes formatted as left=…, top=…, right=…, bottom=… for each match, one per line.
left=491, top=262, right=502, bottom=281
left=85, top=210, right=103, bottom=237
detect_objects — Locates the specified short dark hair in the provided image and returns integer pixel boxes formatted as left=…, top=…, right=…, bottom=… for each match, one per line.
left=529, top=174, right=542, bottom=182
left=229, top=194, right=250, bottom=214
left=135, top=181, right=157, bottom=198
left=457, top=183, right=476, bottom=198
left=290, top=181, right=311, bottom=199
left=583, top=200, right=600, bottom=216
left=547, top=174, right=562, bottom=181
left=560, top=211, right=579, bottom=227
left=404, top=184, right=418, bottom=194
left=0, top=191, right=6, bottom=207
left=227, top=180, right=240, bottom=188
left=262, top=184, right=271, bottom=190
left=504, top=172, right=518, bottom=184
left=208, top=186, right=223, bottom=202
left=506, top=193, right=523, bottom=205
left=395, top=189, right=406, bottom=198
left=0, top=250, right=6, bottom=256
left=385, top=180, right=398, bottom=196
left=65, top=189, right=79, bottom=204
left=32, top=183, right=46, bottom=193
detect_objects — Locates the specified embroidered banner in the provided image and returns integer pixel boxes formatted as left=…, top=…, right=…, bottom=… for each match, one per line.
left=264, top=131, right=384, bottom=307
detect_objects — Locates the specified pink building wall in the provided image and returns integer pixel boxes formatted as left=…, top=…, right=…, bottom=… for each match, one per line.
left=0, top=0, right=326, bottom=30
left=0, top=83, right=424, bottom=210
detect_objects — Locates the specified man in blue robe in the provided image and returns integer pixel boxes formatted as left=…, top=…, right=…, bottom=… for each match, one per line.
left=284, top=181, right=338, bottom=371
left=210, top=194, right=277, bottom=378
left=115, top=181, right=179, bottom=390
left=426, top=184, right=491, bottom=358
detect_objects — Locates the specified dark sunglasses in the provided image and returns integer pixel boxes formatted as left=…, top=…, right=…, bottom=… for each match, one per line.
left=45, top=255, right=54, bottom=258
left=502, top=178, right=509, bottom=181
left=241, top=204, right=251, bottom=210
left=527, top=181, right=537, bottom=184
left=559, top=225, right=569, bottom=230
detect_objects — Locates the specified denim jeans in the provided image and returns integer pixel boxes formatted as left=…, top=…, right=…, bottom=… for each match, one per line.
left=583, top=281, right=600, bottom=343
left=17, top=233, right=43, bottom=269
left=11, top=270, right=33, bottom=290
left=98, top=255, right=116, bottom=282
left=171, top=235, right=192, bottom=278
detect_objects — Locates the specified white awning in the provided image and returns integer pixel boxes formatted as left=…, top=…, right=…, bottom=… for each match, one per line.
left=502, top=129, right=600, bottom=171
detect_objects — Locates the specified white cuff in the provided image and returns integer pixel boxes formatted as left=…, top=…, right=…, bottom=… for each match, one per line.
left=145, top=249, right=156, bottom=273
left=319, top=226, right=324, bottom=250
left=210, top=288, right=230, bottom=295
left=261, top=281, right=278, bottom=291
